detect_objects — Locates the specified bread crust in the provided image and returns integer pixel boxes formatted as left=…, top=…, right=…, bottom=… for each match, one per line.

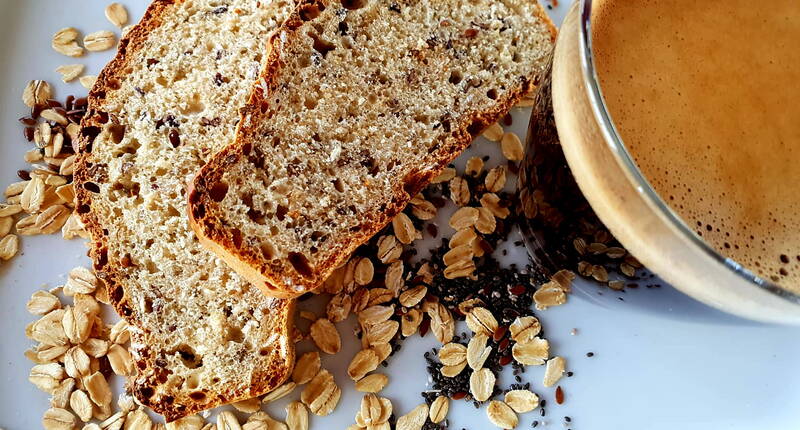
left=189, top=0, right=557, bottom=299
left=73, top=0, right=295, bottom=421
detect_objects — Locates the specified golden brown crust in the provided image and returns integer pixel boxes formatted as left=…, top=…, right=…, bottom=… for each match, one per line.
left=189, top=0, right=557, bottom=299
left=73, top=0, right=295, bottom=421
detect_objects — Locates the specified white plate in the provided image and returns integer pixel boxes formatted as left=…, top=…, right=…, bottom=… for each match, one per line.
left=1, top=1, right=798, bottom=429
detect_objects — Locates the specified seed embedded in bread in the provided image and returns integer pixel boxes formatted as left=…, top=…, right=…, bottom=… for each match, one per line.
left=188, top=0, right=557, bottom=299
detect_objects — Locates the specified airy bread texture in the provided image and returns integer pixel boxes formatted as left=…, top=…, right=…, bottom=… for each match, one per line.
left=189, top=0, right=556, bottom=298
left=73, top=0, right=296, bottom=421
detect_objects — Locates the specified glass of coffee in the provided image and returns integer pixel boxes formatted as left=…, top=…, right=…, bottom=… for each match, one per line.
left=520, top=0, right=800, bottom=324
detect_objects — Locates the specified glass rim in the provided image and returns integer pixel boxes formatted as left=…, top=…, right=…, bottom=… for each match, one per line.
left=576, top=0, right=800, bottom=305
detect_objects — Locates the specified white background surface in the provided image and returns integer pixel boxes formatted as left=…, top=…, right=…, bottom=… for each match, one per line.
left=0, top=1, right=798, bottom=429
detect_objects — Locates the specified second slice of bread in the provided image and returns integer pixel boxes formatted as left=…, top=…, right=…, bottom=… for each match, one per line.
left=189, top=0, right=556, bottom=298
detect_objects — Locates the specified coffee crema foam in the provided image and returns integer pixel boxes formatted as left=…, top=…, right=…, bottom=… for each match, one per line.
left=592, top=0, right=800, bottom=293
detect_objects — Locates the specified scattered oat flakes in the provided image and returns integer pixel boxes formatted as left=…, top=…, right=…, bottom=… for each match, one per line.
left=500, top=132, right=524, bottom=161
left=438, top=342, right=467, bottom=366
left=469, top=368, right=495, bottom=402
left=467, top=333, right=492, bottom=370
left=486, top=400, right=518, bottom=429
left=533, top=282, right=567, bottom=310
left=428, top=396, right=449, bottom=424
left=432, top=167, right=455, bottom=184
left=0, top=234, right=19, bottom=260
left=543, top=356, right=566, bottom=387
left=449, top=207, right=479, bottom=230
left=512, top=337, right=549, bottom=366
left=482, top=123, right=504, bottom=142
left=504, top=389, right=539, bottom=413
left=484, top=166, right=507, bottom=193
left=23, top=80, right=53, bottom=107
left=465, top=307, right=498, bottom=336
left=348, top=349, right=380, bottom=380
left=395, top=404, right=428, bottom=430
left=465, top=157, right=484, bottom=177
left=292, top=351, right=321, bottom=385
left=80, top=75, right=98, bottom=89
left=286, top=401, right=309, bottom=430
left=263, top=382, right=297, bottom=404
left=52, top=28, right=84, bottom=57
left=84, top=31, right=116, bottom=52
left=105, top=3, right=129, bottom=27
left=355, top=373, right=388, bottom=393
left=448, top=176, right=470, bottom=206
left=509, top=316, right=541, bottom=344
left=392, top=212, right=418, bottom=244
left=42, top=407, right=77, bottom=430
left=309, top=318, right=341, bottom=354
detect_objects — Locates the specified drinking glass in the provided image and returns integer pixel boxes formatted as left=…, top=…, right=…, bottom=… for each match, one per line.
left=518, top=0, right=800, bottom=324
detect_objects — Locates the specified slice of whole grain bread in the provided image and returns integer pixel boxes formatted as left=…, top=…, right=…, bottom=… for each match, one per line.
left=73, top=0, right=296, bottom=421
left=188, top=0, right=556, bottom=298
